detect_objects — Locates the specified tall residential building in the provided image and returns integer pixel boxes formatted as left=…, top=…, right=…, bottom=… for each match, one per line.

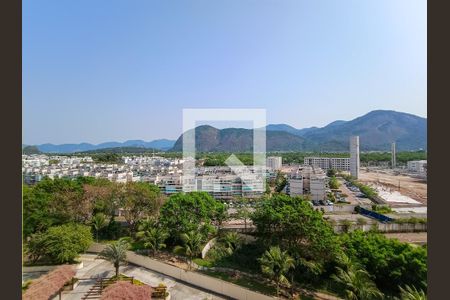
left=391, top=142, right=396, bottom=168
left=350, top=136, right=360, bottom=179
left=266, top=156, right=282, bottom=170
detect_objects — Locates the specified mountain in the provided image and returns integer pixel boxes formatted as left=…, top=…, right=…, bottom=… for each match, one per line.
left=265, top=124, right=318, bottom=137
left=171, top=125, right=307, bottom=152
left=22, top=145, right=42, bottom=155
left=172, top=110, right=427, bottom=152
left=34, top=139, right=176, bottom=153
left=300, top=110, right=427, bottom=151
left=78, top=147, right=160, bottom=154
left=28, top=110, right=426, bottom=154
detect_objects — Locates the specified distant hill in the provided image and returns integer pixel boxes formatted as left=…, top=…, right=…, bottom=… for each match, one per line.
left=77, top=147, right=160, bottom=154
left=172, top=110, right=427, bottom=152
left=265, top=124, right=318, bottom=137
left=171, top=125, right=307, bottom=152
left=27, top=110, right=426, bottom=154
left=299, top=110, right=427, bottom=151
left=32, top=139, right=176, bottom=153
left=22, top=145, right=42, bottom=155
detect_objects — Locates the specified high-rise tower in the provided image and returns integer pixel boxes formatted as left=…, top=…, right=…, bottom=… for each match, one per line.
left=350, top=136, right=360, bottom=179
left=391, top=142, right=396, bottom=168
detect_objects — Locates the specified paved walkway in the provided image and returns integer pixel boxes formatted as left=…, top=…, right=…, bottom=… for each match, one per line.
left=61, top=254, right=228, bottom=300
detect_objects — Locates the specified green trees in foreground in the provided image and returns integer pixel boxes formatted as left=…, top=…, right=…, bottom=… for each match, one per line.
left=159, top=192, right=226, bottom=244
left=340, top=230, right=427, bottom=295
left=92, top=213, right=107, bottom=243
left=332, top=254, right=383, bottom=300
left=221, top=232, right=242, bottom=255
left=252, top=194, right=338, bottom=264
left=332, top=265, right=383, bottom=300
left=23, top=178, right=163, bottom=239
left=173, top=230, right=205, bottom=269
left=136, top=219, right=169, bottom=256
left=99, top=239, right=130, bottom=277
left=259, top=246, right=295, bottom=296
left=397, top=285, right=427, bottom=300
left=23, top=178, right=427, bottom=299
left=26, top=223, right=93, bottom=264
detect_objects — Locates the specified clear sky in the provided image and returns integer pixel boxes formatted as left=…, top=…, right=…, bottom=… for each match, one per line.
left=23, top=0, right=427, bottom=145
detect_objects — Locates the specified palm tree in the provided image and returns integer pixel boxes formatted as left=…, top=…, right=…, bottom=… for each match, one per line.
left=92, top=213, right=107, bottom=242
left=332, top=265, right=383, bottom=300
left=236, top=203, right=251, bottom=233
left=258, top=246, right=295, bottom=296
left=396, top=285, right=427, bottom=300
left=173, top=230, right=204, bottom=269
left=136, top=225, right=169, bottom=256
left=221, top=232, right=241, bottom=255
left=99, top=239, right=129, bottom=277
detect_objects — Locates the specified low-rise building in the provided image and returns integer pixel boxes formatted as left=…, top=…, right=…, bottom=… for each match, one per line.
left=287, top=165, right=326, bottom=200
left=407, top=160, right=427, bottom=174
left=303, top=157, right=350, bottom=171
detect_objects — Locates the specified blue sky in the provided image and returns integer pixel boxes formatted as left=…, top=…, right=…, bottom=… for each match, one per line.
left=23, top=0, right=427, bottom=144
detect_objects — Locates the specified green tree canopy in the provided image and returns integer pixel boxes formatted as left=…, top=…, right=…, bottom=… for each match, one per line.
left=26, top=223, right=93, bottom=264
left=340, top=230, right=427, bottom=296
left=118, top=182, right=163, bottom=233
left=159, top=192, right=226, bottom=244
left=252, top=194, right=339, bottom=263
left=259, top=246, right=295, bottom=296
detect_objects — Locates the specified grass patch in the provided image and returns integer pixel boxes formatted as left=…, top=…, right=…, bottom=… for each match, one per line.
left=192, top=258, right=214, bottom=268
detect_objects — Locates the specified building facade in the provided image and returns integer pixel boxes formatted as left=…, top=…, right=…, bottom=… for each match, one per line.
left=266, top=156, right=282, bottom=170
left=350, top=136, right=360, bottom=179
left=304, top=157, right=350, bottom=171
left=407, top=160, right=427, bottom=174
left=287, top=165, right=326, bottom=201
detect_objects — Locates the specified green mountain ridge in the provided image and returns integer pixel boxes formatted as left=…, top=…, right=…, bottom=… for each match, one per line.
left=171, top=110, right=427, bottom=152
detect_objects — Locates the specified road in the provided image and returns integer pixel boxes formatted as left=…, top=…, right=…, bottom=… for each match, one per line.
left=61, top=254, right=228, bottom=300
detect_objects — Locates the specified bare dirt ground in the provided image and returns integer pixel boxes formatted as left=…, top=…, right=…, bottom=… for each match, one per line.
left=359, top=169, right=427, bottom=204
left=384, top=232, right=427, bottom=245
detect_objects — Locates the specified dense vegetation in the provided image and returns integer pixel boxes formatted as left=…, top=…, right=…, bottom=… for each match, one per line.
left=195, top=151, right=426, bottom=166
left=26, top=223, right=92, bottom=264
left=340, top=230, right=427, bottom=296
left=23, top=177, right=427, bottom=298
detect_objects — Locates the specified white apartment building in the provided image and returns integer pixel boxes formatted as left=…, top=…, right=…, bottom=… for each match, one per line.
left=287, top=165, right=326, bottom=201
left=287, top=172, right=303, bottom=197
left=310, top=173, right=326, bottom=201
left=304, top=157, right=350, bottom=171
left=266, top=156, right=282, bottom=170
left=407, top=160, right=427, bottom=174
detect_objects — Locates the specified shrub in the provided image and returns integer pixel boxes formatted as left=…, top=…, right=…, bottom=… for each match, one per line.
left=394, top=217, right=427, bottom=224
left=26, top=223, right=93, bottom=264
left=340, top=230, right=427, bottom=296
